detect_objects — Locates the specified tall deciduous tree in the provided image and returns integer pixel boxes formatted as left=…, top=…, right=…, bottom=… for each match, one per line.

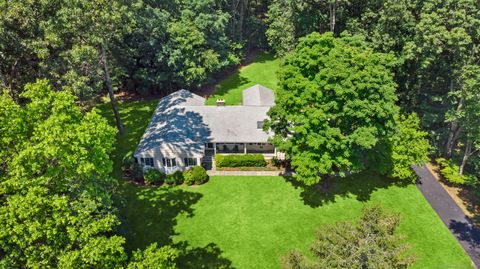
left=373, top=113, right=431, bottom=180
left=450, top=65, right=480, bottom=175
left=265, top=0, right=296, bottom=56
left=265, top=0, right=348, bottom=56
left=0, top=80, right=126, bottom=267
left=266, top=32, right=398, bottom=186
left=412, top=0, right=480, bottom=157
left=46, top=0, right=136, bottom=134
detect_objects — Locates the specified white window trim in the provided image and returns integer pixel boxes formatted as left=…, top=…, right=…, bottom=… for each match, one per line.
left=162, top=158, right=177, bottom=168
left=184, top=157, right=197, bottom=167
left=141, top=157, right=154, bottom=167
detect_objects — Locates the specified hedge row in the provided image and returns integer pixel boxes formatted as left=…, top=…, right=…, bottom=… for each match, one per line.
left=215, top=154, right=266, bottom=168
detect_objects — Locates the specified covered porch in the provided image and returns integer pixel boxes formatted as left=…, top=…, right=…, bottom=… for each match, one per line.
left=204, top=142, right=276, bottom=155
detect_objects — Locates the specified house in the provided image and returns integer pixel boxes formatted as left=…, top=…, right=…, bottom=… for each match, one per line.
left=134, top=84, right=282, bottom=173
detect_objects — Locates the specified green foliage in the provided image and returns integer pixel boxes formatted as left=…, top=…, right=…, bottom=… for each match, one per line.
left=271, top=157, right=281, bottom=167
left=165, top=171, right=184, bottom=185
left=165, top=175, right=175, bottom=185
left=283, top=205, right=415, bottom=269
left=266, top=0, right=348, bottom=56
left=267, top=32, right=398, bottom=185
left=172, top=170, right=184, bottom=185
left=215, top=154, right=267, bottom=168
left=166, top=19, right=220, bottom=88
left=0, top=0, right=247, bottom=100
left=128, top=243, right=179, bottom=269
left=436, top=158, right=466, bottom=185
left=115, top=0, right=242, bottom=93
left=374, top=113, right=431, bottom=181
left=123, top=151, right=136, bottom=171
left=130, top=162, right=144, bottom=180
left=183, top=166, right=209, bottom=185
left=0, top=80, right=127, bottom=267
left=265, top=0, right=296, bottom=56
left=122, top=151, right=144, bottom=179
left=144, top=169, right=166, bottom=186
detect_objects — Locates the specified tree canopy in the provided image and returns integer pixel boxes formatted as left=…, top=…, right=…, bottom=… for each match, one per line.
left=267, top=32, right=400, bottom=185
left=0, top=80, right=126, bottom=267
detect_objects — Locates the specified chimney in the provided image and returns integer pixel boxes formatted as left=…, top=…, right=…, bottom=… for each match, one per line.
left=216, top=99, right=225, bottom=106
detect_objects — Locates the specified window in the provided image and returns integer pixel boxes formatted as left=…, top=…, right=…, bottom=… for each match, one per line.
left=141, top=157, right=154, bottom=167
left=205, top=143, right=214, bottom=149
left=162, top=158, right=177, bottom=168
left=257, top=121, right=264, bottom=129
left=184, top=157, right=197, bottom=166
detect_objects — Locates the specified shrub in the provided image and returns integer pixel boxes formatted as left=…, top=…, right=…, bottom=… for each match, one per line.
left=165, top=170, right=184, bottom=185
left=172, top=170, right=184, bottom=185
left=215, top=154, right=266, bottom=168
left=184, top=166, right=209, bottom=185
left=271, top=157, right=281, bottom=167
left=165, top=175, right=175, bottom=185
left=183, top=170, right=195, bottom=186
left=436, top=158, right=466, bottom=185
left=131, top=162, right=144, bottom=179
left=144, top=169, right=165, bottom=185
left=122, top=151, right=135, bottom=171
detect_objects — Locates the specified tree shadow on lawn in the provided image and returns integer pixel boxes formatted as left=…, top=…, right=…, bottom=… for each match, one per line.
left=208, top=71, right=250, bottom=97
left=449, top=219, right=480, bottom=249
left=204, top=52, right=276, bottom=101
left=116, top=184, right=234, bottom=268
left=284, top=171, right=410, bottom=208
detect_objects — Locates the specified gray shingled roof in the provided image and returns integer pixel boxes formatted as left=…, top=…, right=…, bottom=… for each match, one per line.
left=135, top=86, right=274, bottom=156
left=242, top=84, right=275, bottom=106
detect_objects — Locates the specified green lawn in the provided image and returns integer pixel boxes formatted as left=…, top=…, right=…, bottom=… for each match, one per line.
left=97, top=65, right=473, bottom=268
left=205, top=52, right=280, bottom=105
left=97, top=99, right=159, bottom=179
left=116, top=173, right=473, bottom=269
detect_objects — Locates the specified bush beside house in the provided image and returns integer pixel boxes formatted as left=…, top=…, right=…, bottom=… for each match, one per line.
left=215, top=154, right=266, bottom=168
left=144, top=169, right=166, bottom=185
left=165, top=170, right=184, bottom=185
left=184, top=166, right=209, bottom=185
left=123, top=150, right=208, bottom=186
left=123, top=151, right=143, bottom=179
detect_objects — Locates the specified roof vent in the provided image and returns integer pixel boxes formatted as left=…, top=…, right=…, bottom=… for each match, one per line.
left=216, top=99, right=225, bottom=106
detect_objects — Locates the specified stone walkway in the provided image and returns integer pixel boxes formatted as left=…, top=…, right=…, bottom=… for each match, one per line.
left=413, top=165, right=480, bottom=268
left=207, top=170, right=293, bottom=176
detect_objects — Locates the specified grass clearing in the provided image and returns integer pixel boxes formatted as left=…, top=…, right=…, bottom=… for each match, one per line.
left=205, top=52, right=280, bottom=105
left=116, top=173, right=473, bottom=269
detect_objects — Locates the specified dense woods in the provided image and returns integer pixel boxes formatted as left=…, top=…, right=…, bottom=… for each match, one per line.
left=1, top=0, right=479, bottom=267
left=1, top=0, right=478, bottom=176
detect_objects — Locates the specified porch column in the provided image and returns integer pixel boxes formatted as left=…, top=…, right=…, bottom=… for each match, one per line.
left=214, top=143, right=217, bottom=155
left=244, top=143, right=247, bottom=154
left=274, top=147, right=277, bottom=157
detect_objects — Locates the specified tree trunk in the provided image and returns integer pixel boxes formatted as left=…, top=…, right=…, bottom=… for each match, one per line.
left=321, top=174, right=330, bottom=192
left=445, top=97, right=464, bottom=158
left=100, top=42, right=124, bottom=135
left=329, top=0, right=337, bottom=33
left=459, top=138, right=478, bottom=175
left=238, top=0, right=247, bottom=42
left=459, top=139, right=472, bottom=175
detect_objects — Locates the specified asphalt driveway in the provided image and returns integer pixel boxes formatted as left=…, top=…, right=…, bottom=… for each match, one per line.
left=413, top=165, right=480, bottom=268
